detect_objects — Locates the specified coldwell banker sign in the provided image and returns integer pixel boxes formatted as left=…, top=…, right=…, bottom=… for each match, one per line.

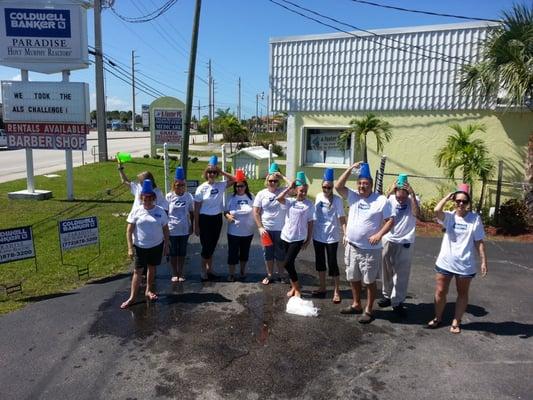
left=0, top=1, right=89, bottom=73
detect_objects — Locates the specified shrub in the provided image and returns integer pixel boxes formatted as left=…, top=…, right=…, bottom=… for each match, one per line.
left=497, top=198, right=528, bottom=234
left=255, top=140, right=285, bottom=157
left=419, top=198, right=454, bottom=222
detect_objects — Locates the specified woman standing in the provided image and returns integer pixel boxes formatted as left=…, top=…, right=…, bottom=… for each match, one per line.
left=426, top=185, right=488, bottom=333
left=194, top=157, right=235, bottom=281
left=224, top=170, right=255, bottom=281
left=118, top=165, right=168, bottom=211
left=122, top=179, right=169, bottom=308
left=166, top=167, right=194, bottom=282
left=312, top=168, right=346, bottom=303
left=277, top=172, right=315, bottom=298
left=253, top=163, right=289, bottom=285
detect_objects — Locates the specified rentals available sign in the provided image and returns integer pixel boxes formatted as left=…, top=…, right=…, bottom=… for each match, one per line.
left=0, top=2, right=89, bottom=73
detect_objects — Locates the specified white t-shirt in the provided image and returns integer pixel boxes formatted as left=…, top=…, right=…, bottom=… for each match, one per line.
left=129, top=182, right=168, bottom=211
left=194, top=181, right=227, bottom=215
left=383, top=194, right=419, bottom=244
left=127, top=205, right=169, bottom=248
left=313, top=193, right=345, bottom=243
left=253, top=188, right=286, bottom=231
left=166, top=191, right=194, bottom=236
left=280, top=198, right=315, bottom=243
left=436, top=211, right=485, bottom=275
left=226, top=194, right=255, bottom=237
left=346, top=189, right=393, bottom=250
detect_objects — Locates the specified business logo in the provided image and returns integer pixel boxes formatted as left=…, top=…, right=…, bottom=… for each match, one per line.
left=453, top=222, right=467, bottom=231
left=5, top=8, right=71, bottom=38
left=174, top=200, right=186, bottom=207
left=237, top=200, right=249, bottom=206
left=210, top=188, right=219, bottom=196
left=358, top=202, right=370, bottom=210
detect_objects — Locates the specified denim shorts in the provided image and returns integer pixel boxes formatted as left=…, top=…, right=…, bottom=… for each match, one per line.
left=435, top=265, right=476, bottom=278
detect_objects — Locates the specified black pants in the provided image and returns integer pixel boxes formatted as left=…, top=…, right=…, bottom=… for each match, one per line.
left=313, top=240, right=340, bottom=277
left=199, top=213, right=223, bottom=258
left=282, top=240, right=304, bottom=282
left=227, top=234, right=254, bottom=265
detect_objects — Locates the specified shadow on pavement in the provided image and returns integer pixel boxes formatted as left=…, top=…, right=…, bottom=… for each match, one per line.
left=160, top=292, right=232, bottom=305
left=88, top=273, right=130, bottom=285
left=462, top=321, right=533, bottom=338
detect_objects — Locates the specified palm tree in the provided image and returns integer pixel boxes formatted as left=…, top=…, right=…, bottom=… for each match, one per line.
left=459, top=3, right=532, bottom=215
left=435, top=124, right=495, bottom=209
left=338, top=113, right=392, bottom=163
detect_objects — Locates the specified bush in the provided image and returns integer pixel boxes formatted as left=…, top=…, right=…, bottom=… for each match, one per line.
left=497, top=198, right=528, bottom=234
left=255, top=140, right=285, bottom=157
left=419, top=198, right=454, bottom=222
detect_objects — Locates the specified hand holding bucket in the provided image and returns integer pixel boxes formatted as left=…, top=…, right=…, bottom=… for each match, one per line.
left=261, top=231, right=273, bottom=247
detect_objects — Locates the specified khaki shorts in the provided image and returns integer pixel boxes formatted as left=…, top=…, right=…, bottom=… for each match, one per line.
left=344, top=244, right=382, bottom=284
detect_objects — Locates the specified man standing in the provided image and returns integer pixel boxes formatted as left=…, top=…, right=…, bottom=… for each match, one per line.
left=335, top=162, right=394, bottom=324
left=379, top=177, right=420, bottom=317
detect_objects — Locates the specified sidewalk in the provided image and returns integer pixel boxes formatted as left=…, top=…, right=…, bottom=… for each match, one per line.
left=0, top=234, right=531, bottom=399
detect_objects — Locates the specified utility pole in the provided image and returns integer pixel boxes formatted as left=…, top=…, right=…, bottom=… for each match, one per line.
left=266, top=94, right=270, bottom=133
left=197, top=99, right=201, bottom=125
left=237, top=77, right=241, bottom=121
left=94, top=0, right=108, bottom=161
left=255, top=91, right=263, bottom=135
left=207, top=59, right=212, bottom=143
left=180, top=0, right=202, bottom=177
left=131, top=50, right=136, bottom=132
left=212, top=78, right=216, bottom=125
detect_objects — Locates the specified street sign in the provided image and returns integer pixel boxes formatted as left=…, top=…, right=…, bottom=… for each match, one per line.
left=0, top=1, right=89, bottom=74
left=59, top=216, right=98, bottom=251
left=0, top=226, right=35, bottom=264
left=1, top=81, right=90, bottom=123
left=154, top=108, right=183, bottom=146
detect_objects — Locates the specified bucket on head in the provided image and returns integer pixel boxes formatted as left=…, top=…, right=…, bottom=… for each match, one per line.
left=396, top=174, right=408, bottom=187
left=457, top=183, right=470, bottom=193
left=358, top=163, right=372, bottom=180
left=323, top=168, right=335, bottom=182
left=295, top=171, right=307, bottom=186
left=141, top=179, right=155, bottom=196
left=175, top=167, right=185, bottom=180
left=235, top=169, right=246, bottom=182
left=208, top=155, right=218, bottom=166
left=269, top=162, right=280, bottom=175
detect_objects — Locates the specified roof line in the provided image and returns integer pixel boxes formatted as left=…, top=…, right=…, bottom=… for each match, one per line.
left=269, top=21, right=501, bottom=43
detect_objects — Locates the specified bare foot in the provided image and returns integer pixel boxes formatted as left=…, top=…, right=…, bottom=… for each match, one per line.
left=178, top=277, right=186, bottom=282
left=171, top=276, right=179, bottom=283
left=286, top=288, right=296, bottom=297
left=145, top=291, right=158, bottom=301
left=450, top=319, right=461, bottom=334
left=120, top=299, right=134, bottom=309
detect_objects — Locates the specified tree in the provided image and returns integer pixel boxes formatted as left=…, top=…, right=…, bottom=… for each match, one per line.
left=214, top=110, right=248, bottom=152
left=338, top=113, right=392, bottom=163
left=435, top=124, right=495, bottom=209
left=459, top=3, right=533, bottom=216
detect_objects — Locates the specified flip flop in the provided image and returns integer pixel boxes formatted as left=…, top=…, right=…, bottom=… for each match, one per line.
left=424, top=318, right=442, bottom=329
left=340, top=305, right=363, bottom=315
left=450, top=319, right=461, bottom=334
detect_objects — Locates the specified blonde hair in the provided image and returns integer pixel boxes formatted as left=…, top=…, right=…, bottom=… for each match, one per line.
left=137, top=171, right=157, bottom=188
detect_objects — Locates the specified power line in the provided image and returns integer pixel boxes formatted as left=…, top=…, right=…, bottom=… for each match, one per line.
left=270, top=0, right=467, bottom=65
left=349, top=0, right=501, bottom=23
left=110, top=0, right=179, bottom=23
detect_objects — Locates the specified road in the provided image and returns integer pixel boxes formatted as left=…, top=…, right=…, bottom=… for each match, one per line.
left=0, top=235, right=531, bottom=399
left=0, top=131, right=223, bottom=183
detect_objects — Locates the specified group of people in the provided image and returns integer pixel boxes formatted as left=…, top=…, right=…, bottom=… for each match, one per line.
left=117, top=157, right=488, bottom=334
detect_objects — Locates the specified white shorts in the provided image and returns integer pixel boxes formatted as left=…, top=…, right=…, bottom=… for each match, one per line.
left=344, top=244, right=382, bottom=284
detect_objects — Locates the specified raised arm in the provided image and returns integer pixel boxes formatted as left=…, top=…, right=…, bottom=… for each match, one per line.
left=218, top=166, right=236, bottom=188
left=434, top=192, right=454, bottom=221
left=405, top=183, right=421, bottom=218
left=118, top=164, right=132, bottom=187
left=335, top=161, right=361, bottom=199
left=276, top=181, right=295, bottom=205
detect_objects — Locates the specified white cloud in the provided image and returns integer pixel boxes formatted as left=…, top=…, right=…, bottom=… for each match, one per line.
left=89, top=91, right=130, bottom=111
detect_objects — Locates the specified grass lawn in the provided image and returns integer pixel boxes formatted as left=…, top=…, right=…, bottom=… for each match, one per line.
left=0, top=157, right=280, bottom=314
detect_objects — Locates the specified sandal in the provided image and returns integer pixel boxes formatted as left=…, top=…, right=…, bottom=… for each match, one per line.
left=424, top=318, right=442, bottom=329
left=332, top=293, right=341, bottom=304
left=358, top=312, right=375, bottom=324
left=261, top=275, right=273, bottom=285
left=450, top=319, right=461, bottom=334
left=340, top=305, right=363, bottom=315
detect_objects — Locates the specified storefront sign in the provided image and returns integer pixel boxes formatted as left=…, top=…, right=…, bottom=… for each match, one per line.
left=0, top=226, right=35, bottom=264
left=6, top=122, right=89, bottom=134
left=59, top=216, right=98, bottom=251
left=1, top=81, right=90, bottom=123
left=154, top=108, right=182, bottom=145
left=7, top=133, right=86, bottom=150
left=309, top=131, right=341, bottom=151
left=0, top=2, right=89, bottom=73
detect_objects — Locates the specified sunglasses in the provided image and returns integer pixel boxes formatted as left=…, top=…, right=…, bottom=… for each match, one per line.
left=176, top=183, right=185, bottom=187
left=322, top=186, right=333, bottom=190
left=207, top=170, right=218, bottom=175
left=455, top=199, right=469, bottom=205
left=236, top=185, right=246, bottom=188
left=268, top=180, right=279, bottom=183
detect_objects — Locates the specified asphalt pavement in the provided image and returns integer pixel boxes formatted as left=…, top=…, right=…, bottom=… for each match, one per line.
left=0, top=234, right=531, bottom=400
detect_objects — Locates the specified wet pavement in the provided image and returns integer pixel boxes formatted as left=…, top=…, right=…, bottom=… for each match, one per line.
left=0, top=234, right=532, bottom=400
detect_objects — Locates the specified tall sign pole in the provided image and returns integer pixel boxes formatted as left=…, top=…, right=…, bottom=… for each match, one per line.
left=180, top=0, right=202, bottom=177
left=131, top=50, right=136, bottom=132
left=94, top=0, right=108, bottom=161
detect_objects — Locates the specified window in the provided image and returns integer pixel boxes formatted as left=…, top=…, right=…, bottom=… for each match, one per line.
left=304, top=127, right=352, bottom=166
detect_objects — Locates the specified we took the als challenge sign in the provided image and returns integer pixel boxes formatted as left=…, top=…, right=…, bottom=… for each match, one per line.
left=0, top=1, right=89, bottom=73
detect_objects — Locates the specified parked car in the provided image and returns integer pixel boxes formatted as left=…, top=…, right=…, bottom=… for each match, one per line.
left=0, top=129, right=7, bottom=148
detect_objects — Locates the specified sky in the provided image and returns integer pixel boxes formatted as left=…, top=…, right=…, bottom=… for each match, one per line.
left=0, top=0, right=515, bottom=119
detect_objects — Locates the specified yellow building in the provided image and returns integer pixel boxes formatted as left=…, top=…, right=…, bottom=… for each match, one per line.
left=270, top=22, right=533, bottom=205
